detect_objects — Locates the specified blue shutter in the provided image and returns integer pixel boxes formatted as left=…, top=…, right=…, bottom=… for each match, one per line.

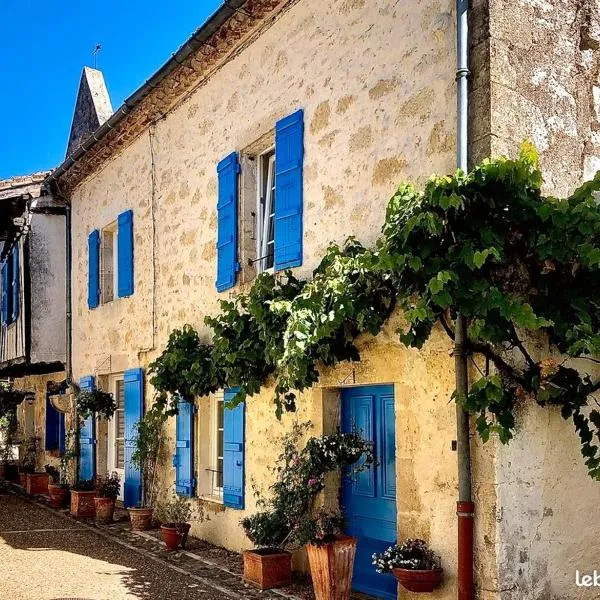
left=274, top=109, right=304, bottom=271
left=223, top=390, right=245, bottom=509
left=124, top=367, right=144, bottom=508
left=87, top=230, right=100, bottom=309
left=1, top=262, right=7, bottom=325
left=78, top=376, right=96, bottom=481
left=58, top=413, right=66, bottom=454
left=216, top=152, right=240, bottom=292
left=174, top=399, right=195, bottom=497
left=117, top=210, right=134, bottom=298
left=45, top=394, right=60, bottom=451
left=11, top=246, right=19, bottom=322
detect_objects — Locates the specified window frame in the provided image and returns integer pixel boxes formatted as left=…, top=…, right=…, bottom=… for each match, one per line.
left=100, top=222, right=118, bottom=305
left=209, top=394, right=225, bottom=500
left=255, top=147, right=276, bottom=274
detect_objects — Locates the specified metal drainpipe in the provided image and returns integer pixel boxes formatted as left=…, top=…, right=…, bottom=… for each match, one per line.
left=456, top=0, right=474, bottom=599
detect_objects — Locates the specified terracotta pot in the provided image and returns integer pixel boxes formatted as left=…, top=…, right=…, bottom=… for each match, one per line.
left=243, top=549, right=292, bottom=590
left=128, top=507, right=154, bottom=531
left=94, top=497, right=116, bottom=524
left=307, top=535, right=357, bottom=600
left=26, top=473, right=49, bottom=495
left=18, top=471, right=28, bottom=487
left=179, top=522, right=191, bottom=548
left=48, top=484, right=69, bottom=508
left=392, top=567, right=444, bottom=592
left=161, top=525, right=183, bottom=551
left=70, top=490, right=97, bottom=518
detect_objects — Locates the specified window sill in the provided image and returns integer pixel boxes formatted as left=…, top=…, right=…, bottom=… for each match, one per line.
left=197, top=494, right=224, bottom=505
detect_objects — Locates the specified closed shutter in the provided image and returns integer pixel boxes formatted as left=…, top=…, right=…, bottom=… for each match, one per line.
left=216, top=152, right=240, bottom=292
left=88, top=230, right=100, bottom=309
left=274, top=109, right=304, bottom=271
left=1, top=262, right=7, bottom=325
left=174, top=399, right=195, bottom=497
left=11, top=246, right=19, bottom=322
left=117, top=210, right=134, bottom=297
left=124, top=367, right=144, bottom=508
left=58, top=413, right=66, bottom=454
left=223, top=390, right=245, bottom=509
left=78, top=376, right=96, bottom=481
left=45, top=394, right=60, bottom=451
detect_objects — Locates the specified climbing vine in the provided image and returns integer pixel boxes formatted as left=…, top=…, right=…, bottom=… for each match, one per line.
left=150, top=143, right=600, bottom=479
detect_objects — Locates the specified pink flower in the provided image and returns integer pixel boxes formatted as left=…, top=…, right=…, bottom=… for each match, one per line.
left=308, top=478, right=317, bottom=486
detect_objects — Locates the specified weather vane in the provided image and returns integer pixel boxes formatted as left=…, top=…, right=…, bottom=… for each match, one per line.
left=92, top=43, right=102, bottom=69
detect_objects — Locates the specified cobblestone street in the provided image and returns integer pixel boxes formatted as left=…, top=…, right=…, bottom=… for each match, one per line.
left=0, top=491, right=311, bottom=600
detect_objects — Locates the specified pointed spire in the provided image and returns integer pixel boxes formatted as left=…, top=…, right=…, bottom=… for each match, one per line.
left=66, top=67, right=113, bottom=158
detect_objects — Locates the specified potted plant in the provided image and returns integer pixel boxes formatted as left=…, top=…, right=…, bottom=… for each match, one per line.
left=18, top=436, right=49, bottom=494
left=241, top=424, right=373, bottom=594
left=45, top=464, right=66, bottom=508
left=75, top=386, right=117, bottom=420
left=372, top=538, right=443, bottom=593
left=154, top=491, right=201, bottom=550
left=70, top=479, right=96, bottom=518
left=94, top=472, right=120, bottom=524
left=47, top=428, right=76, bottom=508
left=128, top=406, right=167, bottom=530
left=0, top=411, right=19, bottom=480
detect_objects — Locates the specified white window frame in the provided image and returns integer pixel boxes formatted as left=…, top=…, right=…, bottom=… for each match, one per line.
left=100, top=222, right=118, bottom=305
left=209, top=394, right=225, bottom=500
left=255, top=148, right=276, bottom=273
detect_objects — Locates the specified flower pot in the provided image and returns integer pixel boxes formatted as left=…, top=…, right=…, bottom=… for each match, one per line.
left=243, top=549, right=292, bottom=590
left=18, top=471, right=28, bottom=487
left=26, top=472, right=49, bottom=495
left=161, top=525, right=183, bottom=551
left=48, top=484, right=69, bottom=508
left=307, top=535, right=357, bottom=600
left=392, top=567, right=444, bottom=592
left=128, top=507, right=154, bottom=531
left=179, top=522, right=191, bottom=548
left=70, top=490, right=97, bottom=518
left=94, top=497, right=116, bottom=524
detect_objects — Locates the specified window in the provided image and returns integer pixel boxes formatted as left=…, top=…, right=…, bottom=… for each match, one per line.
left=1, top=244, right=19, bottom=325
left=196, top=393, right=225, bottom=502
left=100, top=222, right=118, bottom=304
left=257, top=149, right=276, bottom=272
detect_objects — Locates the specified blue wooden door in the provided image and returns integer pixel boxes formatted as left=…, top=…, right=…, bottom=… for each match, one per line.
left=124, top=368, right=144, bottom=507
left=342, top=385, right=397, bottom=600
left=79, top=376, right=96, bottom=481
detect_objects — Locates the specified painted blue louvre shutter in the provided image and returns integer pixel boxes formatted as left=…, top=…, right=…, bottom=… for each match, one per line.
left=11, top=246, right=19, bottom=322
left=216, top=152, right=240, bottom=292
left=124, top=368, right=144, bottom=508
left=223, top=390, right=245, bottom=509
left=1, top=262, right=8, bottom=325
left=274, top=109, right=304, bottom=271
left=87, top=230, right=100, bottom=309
left=79, top=376, right=96, bottom=481
left=174, top=399, right=195, bottom=497
left=45, top=394, right=60, bottom=451
left=117, top=210, right=134, bottom=298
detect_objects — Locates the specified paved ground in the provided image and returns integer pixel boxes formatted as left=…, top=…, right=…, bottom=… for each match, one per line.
left=0, top=491, right=307, bottom=600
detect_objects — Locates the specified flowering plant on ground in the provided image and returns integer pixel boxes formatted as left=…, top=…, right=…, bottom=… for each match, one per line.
left=96, top=472, right=121, bottom=499
left=241, top=423, right=374, bottom=549
left=372, top=539, right=442, bottom=573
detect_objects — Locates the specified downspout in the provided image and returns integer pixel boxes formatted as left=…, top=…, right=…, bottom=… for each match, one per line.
left=455, top=0, right=474, bottom=599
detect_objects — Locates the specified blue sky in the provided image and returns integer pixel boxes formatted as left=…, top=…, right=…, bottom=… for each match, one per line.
left=0, top=1, right=223, bottom=179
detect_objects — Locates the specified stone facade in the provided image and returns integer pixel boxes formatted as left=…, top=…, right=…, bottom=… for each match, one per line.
left=46, top=0, right=600, bottom=598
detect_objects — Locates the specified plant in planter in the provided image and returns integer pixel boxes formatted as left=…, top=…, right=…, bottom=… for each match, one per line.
left=128, top=405, right=167, bottom=530
left=75, top=386, right=117, bottom=420
left=372, top=539, right=443, bottom=593
left=70, top=478, right=96, bottom=518
left=0, top=411, right=19, bottom=480
left=18, top=436, right=49, bottom=494
left=94, top=472, right=120, bottom=524
left=154, top=492, right=202, bottom=550
left=240, top=424, right=373, bottom=595
left=45, top=464, right=69, bottom=508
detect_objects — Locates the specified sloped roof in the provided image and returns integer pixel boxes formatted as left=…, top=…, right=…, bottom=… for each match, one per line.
left=66, top=67, right=113, bottom=158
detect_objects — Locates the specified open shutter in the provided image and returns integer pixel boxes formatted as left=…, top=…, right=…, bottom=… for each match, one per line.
left=223, top=390, right=245, bottom=509
left=11, top=246, right=19, bottom=322
left=274, top=109, right=304, bottom=271
left=117, top=210, right=134, bottom=298
left=45, top=394, right=60, bottom=451
left=174, top=399, right=195, bottom=497
left=78, top=376, right=96, bottom=481
left=216, top=152, right=240, bottom=292
left=88, top=230, right=100, bottom=309
left=124, top=367, right=143, bottom=507
left=1, top=262, right=7, bottom=325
